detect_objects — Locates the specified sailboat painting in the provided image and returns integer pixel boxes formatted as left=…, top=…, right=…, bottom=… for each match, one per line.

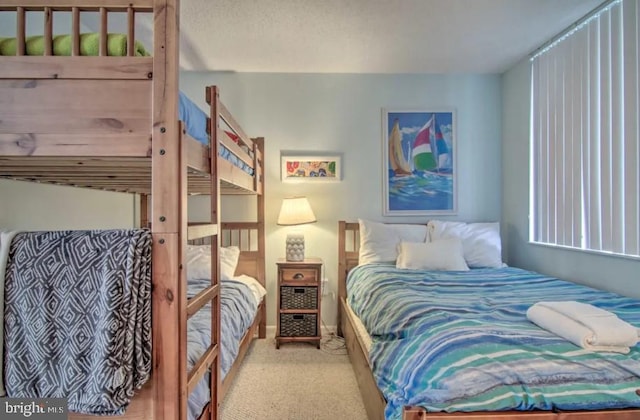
left=382, top=109, right=456, bottom=215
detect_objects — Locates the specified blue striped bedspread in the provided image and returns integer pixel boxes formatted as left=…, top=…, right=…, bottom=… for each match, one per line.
left=347, top=264, right=640, bottom=419
left=186, top=278, right=259, bottom=420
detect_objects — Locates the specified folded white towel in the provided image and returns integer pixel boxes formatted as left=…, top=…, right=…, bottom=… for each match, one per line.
left=526, top=301, right=640, bottom=354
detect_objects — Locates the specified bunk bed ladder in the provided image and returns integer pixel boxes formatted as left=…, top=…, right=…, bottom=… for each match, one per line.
left=206, top=85, right=222, bottom=420
left=255, top=137, right=267, bottom=338
left=180, top=87, right=222, bottom=420
left=150, top=1, right=194, bottom=419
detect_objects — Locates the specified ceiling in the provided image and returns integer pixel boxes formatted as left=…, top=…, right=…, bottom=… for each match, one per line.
left=178, top=0, right=604, bottom=74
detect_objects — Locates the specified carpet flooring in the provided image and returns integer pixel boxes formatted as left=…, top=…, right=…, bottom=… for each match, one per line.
left=221, top=336, right=368, bottom=420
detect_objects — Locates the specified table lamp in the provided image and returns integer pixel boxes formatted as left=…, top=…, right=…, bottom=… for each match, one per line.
left=277, top=197, right=317, bottom=261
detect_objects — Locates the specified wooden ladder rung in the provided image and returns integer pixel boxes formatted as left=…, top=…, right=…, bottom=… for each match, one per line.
left=186, top=284, right=219, bottom=318
left=187, top=344, right=218, bottom=396
left=187, top=222, right=218, bottom=241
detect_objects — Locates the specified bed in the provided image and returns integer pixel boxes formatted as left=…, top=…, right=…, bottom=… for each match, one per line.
left=0, top=2, right=265, bottom=419
left=338, top=220, right=640, bottom=420
left=186, top=223, right=267, bottom=420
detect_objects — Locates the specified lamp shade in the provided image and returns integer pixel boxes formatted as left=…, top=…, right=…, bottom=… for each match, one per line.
left=277, top=197, right=317, bottom=226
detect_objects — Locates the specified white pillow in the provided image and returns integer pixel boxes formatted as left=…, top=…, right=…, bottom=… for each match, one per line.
left=358, top=219, right=428, bottom=265
left=396, top=239, right=469, bottom=271
left=428, top=221, right=502, bottom=268
left=186, top=245, right=240, bottom=280
left=233, top=274, right=267, bottom=305
left=220, top=246, right=241, bottom=279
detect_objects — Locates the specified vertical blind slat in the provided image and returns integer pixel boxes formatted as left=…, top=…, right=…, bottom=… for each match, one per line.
left=577, top=51, right=585, bottom=250
left=540, top=55, right=550, bottom=243
left=588, top=20, right=602, bottom=251
left=580, top=28, right=593, bottom=253
left=610, top=5, right=624, bottom=253
left=530, top=60, right=539, bottom=242
left=556, top=41, right=566, bottom=246
left=571, top=32, right=583, bottom=247
left=588, top=21, right=602, bottom=250
left=599, top=11, right=613, bottom=252
left=549, top=54, right=559, bottom=245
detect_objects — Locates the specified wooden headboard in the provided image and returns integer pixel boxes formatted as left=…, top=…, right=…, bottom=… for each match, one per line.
left=338, top=221, right=360, bottom=304
left=189, top=221, right=265, bottom=288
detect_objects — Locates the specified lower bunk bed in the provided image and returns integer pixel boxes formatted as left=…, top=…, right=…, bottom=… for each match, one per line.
left=187, top=222, right=267, bottom=420
left=338, top=221, right=640, bottom=420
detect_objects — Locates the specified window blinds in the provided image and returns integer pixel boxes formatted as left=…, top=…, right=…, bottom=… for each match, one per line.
left=530, top=0, right=639, bottom=257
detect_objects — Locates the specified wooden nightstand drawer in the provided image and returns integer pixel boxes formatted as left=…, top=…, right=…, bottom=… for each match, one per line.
left=280, top=313, right=317, bottom=337
left=280, top=286, right=318, bottom=309
left=280, top=268, right=317, bottom=282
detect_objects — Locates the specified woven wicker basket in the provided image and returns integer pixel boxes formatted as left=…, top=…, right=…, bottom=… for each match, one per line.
left=280, top=313, right=317, bottom=337
left=280, top=286, right=317, bottom=309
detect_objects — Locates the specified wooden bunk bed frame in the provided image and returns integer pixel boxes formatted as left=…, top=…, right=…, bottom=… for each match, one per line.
left=337, top=221, right=640, bottom=420
left=0, top=2, right=265, bottom=419
left=190, top=220, right=267, bottom=404
left=218, top=224, right=267, bottom=401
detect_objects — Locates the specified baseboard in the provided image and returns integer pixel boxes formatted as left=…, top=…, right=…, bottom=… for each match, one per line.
left=264, top=325, right=337, bottom=338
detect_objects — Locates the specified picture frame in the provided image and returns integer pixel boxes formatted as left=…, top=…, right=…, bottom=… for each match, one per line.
left=281, top=154, right=342, bottom=182
left=382, top=108, right=457, bottom=216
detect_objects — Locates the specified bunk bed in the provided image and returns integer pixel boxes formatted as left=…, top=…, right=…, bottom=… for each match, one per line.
left=187, top=223, right=267, bottom=420
left=0, top=2, right=265, bottom=419
left=337, top=221, right=640, bottom=420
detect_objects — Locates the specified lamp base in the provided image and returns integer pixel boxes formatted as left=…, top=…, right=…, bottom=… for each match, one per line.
left=285, top=233, right=305, bottom=262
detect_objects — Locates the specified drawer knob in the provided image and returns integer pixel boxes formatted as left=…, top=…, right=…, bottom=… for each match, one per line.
left=293, top=272, right=304, bottom=280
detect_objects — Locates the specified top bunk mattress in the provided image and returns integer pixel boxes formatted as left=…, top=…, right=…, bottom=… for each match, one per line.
left=179, top=92, right=255, bottom=176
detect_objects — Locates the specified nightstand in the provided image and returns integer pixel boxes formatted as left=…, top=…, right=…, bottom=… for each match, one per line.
left=275, top=258, right=322, bottom=349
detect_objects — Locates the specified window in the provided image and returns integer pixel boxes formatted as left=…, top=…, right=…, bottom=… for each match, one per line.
left=530, top=0, right=639, bottom=258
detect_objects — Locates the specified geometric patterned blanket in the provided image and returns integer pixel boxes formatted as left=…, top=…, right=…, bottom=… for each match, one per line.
left=3, top=229, right=152, bottom=415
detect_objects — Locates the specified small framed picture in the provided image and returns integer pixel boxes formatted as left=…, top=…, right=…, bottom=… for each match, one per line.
left=281, top=154, right=341, bottom=182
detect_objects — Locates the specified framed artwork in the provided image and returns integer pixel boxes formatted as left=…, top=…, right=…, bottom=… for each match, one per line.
left=382, top=109, right=457, bottom=215
left=281, top=154, right=341, bottom=182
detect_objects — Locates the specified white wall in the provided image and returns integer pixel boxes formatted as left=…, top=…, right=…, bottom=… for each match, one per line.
left=0, top=179, right=136, bottom=230
left=181, top=72, right=503, bottom=328
left=501, top=59, right=640, bottom=299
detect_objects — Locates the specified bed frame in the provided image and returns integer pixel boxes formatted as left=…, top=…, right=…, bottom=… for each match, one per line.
left=218, top=223, right=266, bottom=401
left=337, top=221, right=640, bottom=420
left=190, top=221, right=267, bottom=404
left=0, top=2, right=264, bottom=419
